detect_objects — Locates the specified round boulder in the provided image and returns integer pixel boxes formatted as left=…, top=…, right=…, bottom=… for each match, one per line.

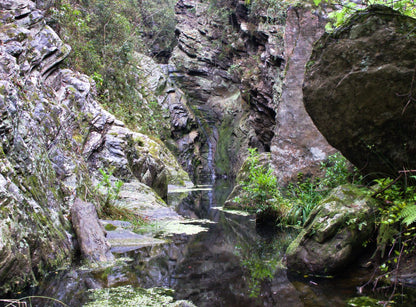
left=303, top=6, right=416, bottom=178
left=286, top=184, right=376, bottom=275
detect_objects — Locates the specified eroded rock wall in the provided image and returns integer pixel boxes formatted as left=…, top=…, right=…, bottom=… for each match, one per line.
left=271, top=5, right=336, bottom=183
left=0, top=0, right=188, bottom=294
left=170, top=0, right=285, bottom=181
left=171, top=0, right=336, bottom=184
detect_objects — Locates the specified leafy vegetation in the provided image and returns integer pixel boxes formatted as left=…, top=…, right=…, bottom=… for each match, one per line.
left=235, top=234, right=294, bottom=298
left=313, top=0, right=416, bottom=31
left=235, top=147, right=416, bottom=300
left=233, top=148, right=288, bottom=218
left=233, top=149, right=357, bottom=226
left=95, top=168, right=123, bottom=209
left=46, top=0, right=175, bottom=135
left=94, top=168, right=144, bottom=224
left=356, top=176, right=416, bottom=300
left=86, top=286, right=195, bottom=306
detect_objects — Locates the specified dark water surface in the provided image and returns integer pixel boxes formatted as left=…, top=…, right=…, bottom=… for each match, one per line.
left=6, top=179, right=416, bottom=306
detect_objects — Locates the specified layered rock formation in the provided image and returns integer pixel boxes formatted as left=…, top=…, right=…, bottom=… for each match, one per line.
left=170, top=0, right=285, bottom=181
left=304, top=5, right=416, bottom=179
left=171, top=0, right=336, bottom=184
left=0, top=0, right=188, bottom=294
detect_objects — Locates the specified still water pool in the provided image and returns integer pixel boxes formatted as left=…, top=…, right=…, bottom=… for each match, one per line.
left=9, top=180, right=416, bottom=306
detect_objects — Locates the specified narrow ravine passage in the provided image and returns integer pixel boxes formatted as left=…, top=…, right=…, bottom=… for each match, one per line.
left=22, top=180, right=416, bottom=306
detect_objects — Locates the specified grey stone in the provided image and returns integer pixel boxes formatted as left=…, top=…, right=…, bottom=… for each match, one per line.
left=271, top=6, right=336, bottom=183
left=0, top=0, right=189, bottom=294
left=286, top=185, right=376, bottom=275
left=71, top=198, right=114, bottom=262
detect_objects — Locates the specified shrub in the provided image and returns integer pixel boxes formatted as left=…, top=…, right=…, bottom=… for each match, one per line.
left=233, top=148, right=290, bottom=222
left=47, top=0, right=175, bottom=136
left=312, top=0, right=416, bottom=32
left=234, top=149, right=358, bottom=226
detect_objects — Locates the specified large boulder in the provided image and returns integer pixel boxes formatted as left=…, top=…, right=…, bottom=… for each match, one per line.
left=303, top=6, right=416, bottom=179
left=286, top=184, right=376, bottom=275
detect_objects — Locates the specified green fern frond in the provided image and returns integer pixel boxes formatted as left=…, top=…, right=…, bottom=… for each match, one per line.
left=401, top=204, right=416, bottom=226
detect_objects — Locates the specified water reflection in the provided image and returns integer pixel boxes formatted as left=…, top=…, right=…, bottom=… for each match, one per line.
left=9, top=179, right=416, bottom=306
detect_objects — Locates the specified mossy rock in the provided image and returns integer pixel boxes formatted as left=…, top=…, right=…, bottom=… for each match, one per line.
left=286, top=184, right=376, bottom=275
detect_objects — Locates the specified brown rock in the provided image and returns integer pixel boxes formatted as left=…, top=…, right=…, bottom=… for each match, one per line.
left=303, top=6, right=416, bottom=178
left=271, top=6, right=336, bottom=184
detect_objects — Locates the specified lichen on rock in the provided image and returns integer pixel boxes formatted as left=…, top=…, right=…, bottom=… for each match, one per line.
left=0, top=0, right=190, bottom=294
left=286, top=184, right=376, bottom=275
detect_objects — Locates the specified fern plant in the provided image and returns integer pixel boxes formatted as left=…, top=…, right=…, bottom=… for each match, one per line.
left=401, top=204, right=416, bottom=226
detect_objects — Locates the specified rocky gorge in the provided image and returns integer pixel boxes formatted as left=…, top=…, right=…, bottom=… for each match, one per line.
left=1, top=0, right=416, bottom=305
left=0, top=0, right=189, bottom=295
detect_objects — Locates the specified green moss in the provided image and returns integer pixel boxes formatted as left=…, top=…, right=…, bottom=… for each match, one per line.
left=306, top=60, right=315, bottom=70
left=215, top=117, right=234, bottom=176
left=105, top=223, right=117, bottom=231
left=347, top=296, right=384, bottom=306
left=85, top=286, right=196, bottom=307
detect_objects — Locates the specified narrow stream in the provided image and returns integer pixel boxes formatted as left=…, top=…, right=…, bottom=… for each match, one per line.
left=15, top=179, right=416, bottom=306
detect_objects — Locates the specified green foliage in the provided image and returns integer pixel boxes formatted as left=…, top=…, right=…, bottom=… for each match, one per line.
left=373, top=177, right=416, bottom=257
left=93, top=169, right=148, bottom=223
left=284, top=176, right=324, bottom=226
left=369, top=176, right=416, bottom=294
left=347, top=296, right=387, bottom=307
left=374, top=177, right=416, bottom=225
left=313, top=0, right=416, bottom=32
left=86, top=286, right=194, bottom=306
left=284, top=153, right=358, bottom=226
left=95, top=168, right=123, bottom=212
left=234, top=149, right=357, bottom=226
left=233, top=148, right=289, bottom=220
left=234, top=232, right=295, bottom=298
left=244, top=0, right=299, bottom=23
left=320, top=152, right=356, bottom=189
left=401, top=204, right=416, bottom=226
left=243, top=149, right=277, bottom=205
left=47, top=0, right=174, bottom=136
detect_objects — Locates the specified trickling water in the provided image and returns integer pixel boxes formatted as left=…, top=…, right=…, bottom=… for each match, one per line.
left=194, top=116, right=216, bottom=185
left=194, top=115, right=217, bottom=211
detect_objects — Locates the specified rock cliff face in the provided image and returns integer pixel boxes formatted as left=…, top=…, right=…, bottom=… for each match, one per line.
left=271, top=5, right=336, bottom=183
left=170, top=0, right=285, bottom=181
left=171, top=0, right=335, bottom=183
left=0, top=0, right=188, bottom=294
left=304, top=5, right=416, bottom=179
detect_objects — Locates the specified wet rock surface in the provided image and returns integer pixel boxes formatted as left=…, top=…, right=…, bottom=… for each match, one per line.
left=303, top=5, right=416, bottom=179
left=286, top=184, right=376, bottom=275
left=170, top=0, right=285, bottom=180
